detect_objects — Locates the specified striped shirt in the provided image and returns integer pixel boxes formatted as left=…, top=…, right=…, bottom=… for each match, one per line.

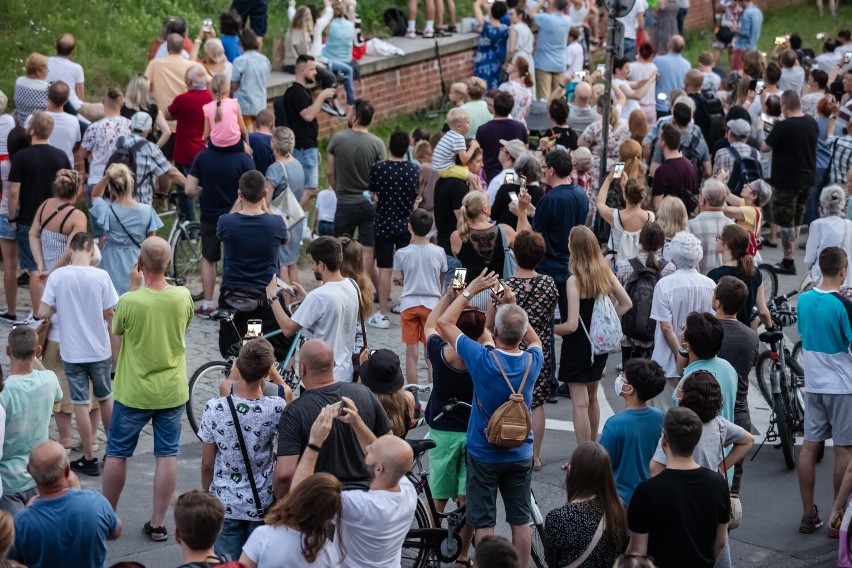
left=432, top=130, right=467, bottom=172
left=826, top=135, right=852, bottom=185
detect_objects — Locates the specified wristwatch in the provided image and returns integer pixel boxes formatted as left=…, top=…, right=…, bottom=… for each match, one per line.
left=461, top=289, right=471, bottom=299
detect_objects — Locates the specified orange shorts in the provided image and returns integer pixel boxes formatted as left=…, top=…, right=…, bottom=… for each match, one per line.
left=401, top=305, right=432, bottom=345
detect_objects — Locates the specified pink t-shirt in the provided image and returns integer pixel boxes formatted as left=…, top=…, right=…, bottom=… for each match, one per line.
left=202, top=98, right=241, bottom=147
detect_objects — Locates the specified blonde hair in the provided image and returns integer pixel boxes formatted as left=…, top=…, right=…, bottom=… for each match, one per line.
left=458, top=190, right=485, bottom=243
left=569, top=226, right=615, bottom=298
left=291, top=6, right=315, bottom=33
left=104, top=163, right=135, bottom=198
left=0, top=90, right=7, bottom=115
left=376, top=390, right=411, bottom=438
left=446, top=107, right=470, bottom=128
left=211, top=73, right=230, bottom=123
left=203, top=38, right=227, bottom=64
left=124, top=75, right=151, bottom=112
left=656, top=196, right=689, bottom=237
left=619, top=139, right=645, bottom=181
left=450, top=83, right=469, bottom=102
left=0, top=512, right=15, bottom=561
left=413, top=140, right=432, bottom=162
left=25, top=53, right=48, bottom=76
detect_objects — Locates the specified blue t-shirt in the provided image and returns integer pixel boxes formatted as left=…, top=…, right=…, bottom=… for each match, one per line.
left=653, top=53, right=692, bottom=111
left=217, top=213, right=288, bottom=293
left=532, top=183, right=588, bottom=280
left=455, top=334, right=543, bottom=463
left=533, top=12, right=570, bottom=73
left=13, top=488, right=117, bottom=568
left=249, top=132, right=275, bottom=175
left=798, top=288, right=852, bottom=394
left=221, top=35, right=242, bottom=62
left=189, top=147, right=255, bottom=223
left=672, top=357, right=738, bottom=423
left=600, top=407, right=665, bottom=504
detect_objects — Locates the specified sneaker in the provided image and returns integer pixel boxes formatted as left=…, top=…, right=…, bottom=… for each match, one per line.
left=366, top=312, right=390, bottom=329
left=332, top=101, right=348, bottom=117
left=405, top=29, right=418, bottom=39
left=775, top=260, right=797, bottom=276
left=800, top=505, right=823, bottom=533
left=321, top=100, right=340, bottom=116
left=422, top=28, right=434, bottom=39
left=194, top=305, right=215, bottom=319
left=70, top=456, right=100, bottom=477
left=0, top=312, right=17, bottom=324
left=391, top=304, right=403, bottom=314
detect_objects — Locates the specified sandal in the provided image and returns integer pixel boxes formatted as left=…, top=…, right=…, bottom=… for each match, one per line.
left=456, top=560, right=473, bottom=567
left=143, top=521, right=168, bottom=542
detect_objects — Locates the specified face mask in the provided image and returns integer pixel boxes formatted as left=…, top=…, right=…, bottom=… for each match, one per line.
left=614, top=374, right=626, bottom=397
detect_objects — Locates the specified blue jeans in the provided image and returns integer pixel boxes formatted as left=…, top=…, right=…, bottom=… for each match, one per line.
left=215, top=518, right=264, bottom=561
left=622, top=38, right=637, bottom=62
left=443, top=255, right=463, bottom=288
left=176, top=164, right=198, bottom=223
left=676, top=7, right=688, bottom=35
left=14, top=224, right=36, bottom=270
left=105, top=401, right=183, bottom=458
left=293, top=147, right=319, bottom=189
left=329, top=60, right=356, bottom=104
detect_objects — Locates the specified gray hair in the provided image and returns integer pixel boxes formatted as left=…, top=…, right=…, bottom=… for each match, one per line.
left=749, top=179, right=772, bottom=207
left=186, top=64, right=208, bottom=90
left=272, top=126, right=295, bottom=156
left=28, top=450, right=68, bottom=486
left=820, top=184, right=846, bottom=217
left=700, top=178, right=728, bottom=207
left=514, top=151, right=542, bottom=183
left=669, top=231, right=704, bottom=270
left=571, top=147, right=594, bottom=173
left=494, top=304, right=529, bottom=346
left=203, top=38, right=226, bottom=64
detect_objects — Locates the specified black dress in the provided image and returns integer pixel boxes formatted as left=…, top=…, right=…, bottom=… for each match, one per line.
left=558, top=297, right=608, bottom=383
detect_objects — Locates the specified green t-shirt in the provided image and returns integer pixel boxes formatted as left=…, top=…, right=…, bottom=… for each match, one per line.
left=0, top=370, right=62, bottom=494
left=461, top=100, right=493, bottom=140
left=327, top=128, right=386, bottom=205
left=113, top=286, right=194, bottom=409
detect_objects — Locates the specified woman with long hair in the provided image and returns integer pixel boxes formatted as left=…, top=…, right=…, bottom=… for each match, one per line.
left=628, top=109, right=648, bottom=145
left=121, top=75, right=171, bottom=148
left=498, top=56, right=534, bottom=124
left=324, top=0, right=358, bottom=105
left=266, top=127, right=306, bottom=286
left=358, top=348, right=416, bottom=438
left=0, top=512, right=23, bottom=568
left=199, top=38, right=233, bottom=81
left=804, top=185, right=852, bottom=288
left=655, top=196, right=689, bottom=264
left=596, top=172, right=655, bottom=261
left=620, top=139, right=646, bottom=183
left=340, top=236, right=375, bottom=356
left=801, top=69, right=829, bottom=118
left=615, top=223, right=676, bottom=361
left=556, top=226, right=632, bottom=446
left=282, top=3, right=341, bottom=114
left=708, top=224, right=772, bottom=327
left=507, top=5, right=535, bottom=90
left=240, top=472, right=342, bottom=567
left=544, top=442, right=628, bottom=567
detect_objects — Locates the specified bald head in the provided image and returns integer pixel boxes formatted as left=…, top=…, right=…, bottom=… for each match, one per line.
left=185, top=64, right=208, bottom=89
left=574, top=81, right=592, bottom=104
left=28, top=441, right=69, bottom=487
left=56, top=33, right=76, bottom=57
left=166, top=33, right=184, bottom=55
left=369, top=435, right=414, bottom=482
left=685, top=69, right=704, bottom=92
left=668, top=35, right=685, bottom=54
left=140, top=236, right=172, bottom=274
left=300, top=339, right=335, bottom=386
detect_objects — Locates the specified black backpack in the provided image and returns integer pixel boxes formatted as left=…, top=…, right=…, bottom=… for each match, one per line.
left=106, top=136, right=149, bottom=189
left=680, top=131, right=704, bottom=180
left=699, top=92, right=726, bottom=151
left=727, top=145, right=763, bottom=196
left=383, top=8, right=407, bottom=37
left=621, top=258, right=661, bottom=342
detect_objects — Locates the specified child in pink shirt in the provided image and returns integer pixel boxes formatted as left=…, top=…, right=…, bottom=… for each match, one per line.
left=202, top=73, right=249, bottom=152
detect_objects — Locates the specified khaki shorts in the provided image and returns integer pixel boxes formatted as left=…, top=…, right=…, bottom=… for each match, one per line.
left=43, top=340, right=99, bottom=414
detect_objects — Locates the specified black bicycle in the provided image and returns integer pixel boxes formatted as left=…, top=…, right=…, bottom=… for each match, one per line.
left=154, top=191, right=203, bottom=300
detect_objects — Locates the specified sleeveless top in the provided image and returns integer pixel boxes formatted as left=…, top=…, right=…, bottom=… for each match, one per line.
left=38, top=203, right=76, bottom=270
left=610, top=209, right=653, bottom=260
left=456, top=224, right=507, bottom=282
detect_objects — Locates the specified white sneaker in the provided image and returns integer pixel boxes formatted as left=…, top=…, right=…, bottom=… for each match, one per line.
left=405, top=29, right=417, bottom=39
left=366, top=312, right=390, bottom=329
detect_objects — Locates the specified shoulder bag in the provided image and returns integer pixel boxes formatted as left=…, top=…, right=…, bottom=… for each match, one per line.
left=563, top=515, right=605, bottom=568
left=226, top=395, right=268, bottom=519
left=269, top=162, right=306, bottom=229
left=349, top=278, right=370, bottom=381
left=109, top=205, right=142, bottom=248
left=719, top=421, right=742, bottom=530
left=500, top=225, right=517, bottom=278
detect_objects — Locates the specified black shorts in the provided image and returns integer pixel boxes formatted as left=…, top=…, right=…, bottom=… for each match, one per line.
left=218, top=293, right=294, bottom=361
left=375, top=232, right=411, bottom=268
left=231, top=0, right=269, bottom=36
left=465, top=454, right=533, bottom=528
left=201, top=221, right=222, bottom=262
left=334, top=200, right=376, bottom=247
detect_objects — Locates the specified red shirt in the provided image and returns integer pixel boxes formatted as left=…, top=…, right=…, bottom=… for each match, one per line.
left=168, top=89, right=214, bottom=167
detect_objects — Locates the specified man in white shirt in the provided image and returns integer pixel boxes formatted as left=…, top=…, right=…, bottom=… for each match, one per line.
left=25, top=81, right=80, bottom=166
left=47, top=34, right=85, bottom=111
left=267, top=236, right=359, bottom=382
left=486, top=139, right=526, bottom=205
left=688, top=179, right=734, bottom=273
left=292, top=402, right=417, bottom=568
left=651, top=232, right=716, bottom=378
left=616, top=0, right=647, bottom=61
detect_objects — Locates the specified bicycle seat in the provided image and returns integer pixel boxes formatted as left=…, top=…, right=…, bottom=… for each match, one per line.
left=759, top=329, right=785, bottom=344
left=407, top=439, right=437, bottom=457
left=208, top=309, right=237, bottom=322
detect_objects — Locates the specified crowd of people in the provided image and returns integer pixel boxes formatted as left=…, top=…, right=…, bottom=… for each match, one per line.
left=2, top=1, right=852, bottom=567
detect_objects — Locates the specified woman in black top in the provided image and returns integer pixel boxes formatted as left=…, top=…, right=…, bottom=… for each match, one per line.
left=538, top=98, right=578, bottom=151
left=490, top=151, right=544, bottom=229
left=121, top=75, right=171, bottom=148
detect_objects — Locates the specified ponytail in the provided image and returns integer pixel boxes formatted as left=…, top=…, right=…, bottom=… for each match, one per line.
left=721, top=224, right=755, bottom=277
left=522, top=71, right=533, bottom=88
left=458, top=191, right=487, bottom=243
left=210, top=73, right=230, bottom=124
left=645, top=248, right=660, bottom=271
left=737, top=253, right=755, bottom=278
left=215, top=94, right=223, bottom=123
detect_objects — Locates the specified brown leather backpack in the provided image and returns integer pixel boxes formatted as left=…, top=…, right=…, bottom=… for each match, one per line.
left=484, top=351, right=533, bottom=448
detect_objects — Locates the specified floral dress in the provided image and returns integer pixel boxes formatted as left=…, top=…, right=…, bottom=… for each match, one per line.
left=475, top=21, right=509, bottom=90
left=581, top=120, right=631, bottom=190
left=498, top=80, right=533, bottom=125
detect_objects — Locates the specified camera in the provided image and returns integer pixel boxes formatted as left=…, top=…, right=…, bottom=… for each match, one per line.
left=774, top=36, right=787, bottom=46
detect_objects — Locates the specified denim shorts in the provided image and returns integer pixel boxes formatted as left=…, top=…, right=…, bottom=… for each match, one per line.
left=62, top=358, right=113, bottom=404
left=318, top=220, right=334, bottom=236
left=105, top=401, right=184, bottom=458
left=465, top=454, right=532, bottom=528
left=215, top=518, right=264, bottom=561
left=15, top=224, right=36, bottom=270
left=0, top=214, right=15, bottom=241
left=293, top=147, right=319, bottom=189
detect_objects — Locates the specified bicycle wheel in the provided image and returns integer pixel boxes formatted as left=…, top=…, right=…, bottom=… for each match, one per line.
left=758, top=264, right=778, bottom=305
left=791, top=340, right=803, bottom=369
left=171, top=222, right=203, bottom=301
left=530, top=490, right=547, bottom=568
left=186, top=362, right=230, bottom=434
left=754, top=351, right=774, bottom=408
left=774, top=390, right=797, bottom=470
left=401, top=498, right=430, bottom=568
left=785, top=354, right=806, bottom=432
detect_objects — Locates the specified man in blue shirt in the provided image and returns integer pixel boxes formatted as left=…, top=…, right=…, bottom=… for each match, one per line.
left=517, top=148, right=587, bottom=398
left=732, top=0, right=763, bottom=71
left=437, top=271, right=543, bottom=567
left=600, top=358, right=667, bottom=503
left=653, top=35, right=692, bottom=116
left=13, top=441, right=121, bottom=568
left=529, top=0, right=570, bottom=100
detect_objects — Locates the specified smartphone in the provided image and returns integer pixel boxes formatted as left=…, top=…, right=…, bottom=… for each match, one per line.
left=492, top=280, right=505, bottom=296
left=596, top=64, right=606, bottom=76
left=657, top=92, right=668, bottom=102
left=612, top=162, right=625, bottom=178
left=329, top=401, right=344, bottom=414
left=844, top=52, right=852, bottom=65
left=275, top=277, right=296, bottom=296
left=748, top=78, right=757, bottom=92
left=760, top=113, right=775, bottom=134
left=203, top=18, right=213, bottom=32
left=451, top=268, right=467, bottom=290
left=817, top=32, right=826, bottom=40
left=246, top=319, right=263, bottom=338
left=573, top=70, right=587, bottom=80
left=518, top=175, right=527, bottom=189
left=774, top=36, right=787, bottom=46
left=508, top=191, right=519, bottom=203
left=504, top=172, right=517, bottom=184
left=755, top=80, right=764, bottom=95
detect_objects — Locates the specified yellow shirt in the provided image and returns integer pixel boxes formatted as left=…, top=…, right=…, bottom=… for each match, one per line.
left=144, top=55, right=196, bottom=128
left=736, top=205, right=760, bottom=234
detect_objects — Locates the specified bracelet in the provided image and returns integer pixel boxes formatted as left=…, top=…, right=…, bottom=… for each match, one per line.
left=7, top=218, right=16, bottom=223
left=306, top=443, right=321, bottom=452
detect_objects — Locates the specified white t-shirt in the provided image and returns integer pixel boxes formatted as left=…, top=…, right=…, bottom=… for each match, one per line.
left=41, top=265, right=119, bottom=363
left=25, top=111, right=80, bottom=166
left=243, top=524, right=341, bottom=568
left=292, top=279, right=359, bottom=382
left=617, top=0, right=647, bottom=41
left=629, top=61, right=658, bottom=106
left=393, top=243, right=447, bottom=311
left=650, top=267, right=716, bottom=377
left=0, top=114, right=14, bottom=156
left=47, top=56, right=85, bottom=110
left=339, top=476, right=418, bottom=568
left=316, top=189, right=338, bottom=223
left=613, top=78, right=641, bottom=118
left=564, top=42, right=585, bottom=77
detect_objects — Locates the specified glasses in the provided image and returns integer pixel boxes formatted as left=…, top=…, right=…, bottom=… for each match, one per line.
left=715, top=234, right=723, bottom=241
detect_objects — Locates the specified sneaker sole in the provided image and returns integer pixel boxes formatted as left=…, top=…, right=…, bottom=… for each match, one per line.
left=71, top=466, right=101, bottom=477
left=799, top=522, right=823, bottom=533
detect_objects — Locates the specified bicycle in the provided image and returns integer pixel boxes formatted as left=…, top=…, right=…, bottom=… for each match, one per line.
left=756, top=263, right=815, bottom=308
left=753, top=290, right=805, bottom=470
left=186, top=307, right=302, bottom=434
left=154, top=190, right=203, bottom=301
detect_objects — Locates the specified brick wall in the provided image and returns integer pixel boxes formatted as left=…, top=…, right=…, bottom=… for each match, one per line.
left=683, top=0, right=811, bottom=30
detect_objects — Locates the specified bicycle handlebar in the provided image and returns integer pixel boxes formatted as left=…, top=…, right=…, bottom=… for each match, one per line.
left=404, top=384, right=433, bottom=393
left=433, top=399, right=472, bottom=422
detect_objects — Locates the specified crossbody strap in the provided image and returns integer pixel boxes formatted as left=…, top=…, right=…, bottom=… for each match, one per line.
left=109, top=205, right=142, bottom=248
left=489, top=349, right=532, bottom=394
left=564, top=515, right=605, bottom=568
left=226, top=396, right=266, bottom=517
left=347, top=277, right=368, bottom=350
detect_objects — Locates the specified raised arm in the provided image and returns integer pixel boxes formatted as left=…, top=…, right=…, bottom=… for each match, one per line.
left=337, top=396, right=378, bottom=453
left=596, top=171, right=619, bottom=226
left=291, top=405, right=336, bottom=491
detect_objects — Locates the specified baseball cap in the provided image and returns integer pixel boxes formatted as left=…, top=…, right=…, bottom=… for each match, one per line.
left=130, top=111, right=153, bottom=133
left=499, top=139, right=527, bottom=159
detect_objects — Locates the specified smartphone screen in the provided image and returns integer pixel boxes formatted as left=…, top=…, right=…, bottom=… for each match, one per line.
left=755, top=80, right=764, bottom=94
left=518, top=175, right=527, bottom=188
left=451, top=268, right=467, bottom=290
left=509, top=191, right=519, bottom=203
left=246, top=319, right=263, bottom=338
left=596, top=64, right=606, bottom=76
left=612, top=162, right=625, bottom=178
left=845, top=52, right=852, bottom=65
left=276, top=277, right=295, bottom=296
left=492, top=280, right=505, bottom=296
left=504, top=172, right=517, bottom=185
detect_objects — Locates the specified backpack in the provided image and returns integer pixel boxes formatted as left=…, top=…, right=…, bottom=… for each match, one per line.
left=483, top=351, right=533, bottom=449
left=680, top=131, right=703, bottom=179
left=106, top=136, right=149, bottom=190
left=621, top=258, right=661, bottom=342
left=727, top=145, right=763, bottom=196
left=579, top=295, right=623, bottom=363
left=383, top=8, right=407, bottom=37
left=698, top=92, right=726, bottom=151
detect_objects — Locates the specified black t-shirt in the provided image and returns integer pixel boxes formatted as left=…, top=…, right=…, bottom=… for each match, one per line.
left=276, top=382, right=393, bottom=490
left=188, top=147, right=256, bottom=223
left=434, top=176, right=469, bottom=255
left=491, top=182, right=544, bottom=229
left=7, top=144, right=71, bottom=226
left=544, top=126, right=579, bottom=151
left=278, top=83, right=317, bottom=150
left=424, top=334, right=473, bottom=432
left=706, top=265, right=762, bottom=326
left=717, top=319, right=759, bottom=418
left=766, top=114, right=819, bottom=190
left=628, top=468, right=730, bottom=568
